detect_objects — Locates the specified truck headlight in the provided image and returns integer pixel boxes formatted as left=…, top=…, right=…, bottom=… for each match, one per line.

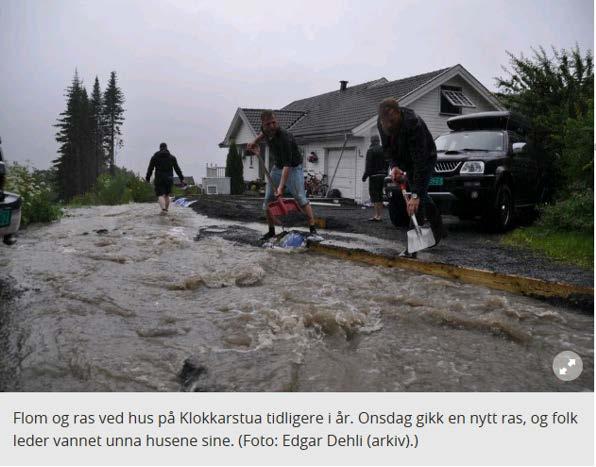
left=460, top=161, right=485, bottom=174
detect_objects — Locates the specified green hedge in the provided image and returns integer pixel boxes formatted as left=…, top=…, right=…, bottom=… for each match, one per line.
left=70, top=170, right=155, bottom=206
left=537, top=190, right=593, bottom=234
left=503, top=190, right=593, bottom=268
left=4, top=163, right=63, bottom=225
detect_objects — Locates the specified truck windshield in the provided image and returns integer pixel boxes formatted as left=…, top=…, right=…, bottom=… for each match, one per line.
left=435, top=131, right=505, bottom=152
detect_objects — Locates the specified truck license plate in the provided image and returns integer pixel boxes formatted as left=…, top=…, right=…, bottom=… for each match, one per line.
left=0, top=209, right=11, bottom=227
left=429, top=177, right=444, bottom=186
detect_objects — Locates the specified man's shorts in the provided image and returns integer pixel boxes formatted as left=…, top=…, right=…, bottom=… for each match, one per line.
left=154, top=176, right=174, bottom=196
left=368, top=174, right=385, bottom=203
left=263, top=164, right=309, bottom=209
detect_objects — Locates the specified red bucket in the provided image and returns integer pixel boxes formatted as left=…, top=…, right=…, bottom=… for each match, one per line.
left=267, top=198, right=301, bottom=218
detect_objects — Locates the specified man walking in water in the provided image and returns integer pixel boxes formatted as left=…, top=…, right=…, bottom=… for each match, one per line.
left=247, top=110, right=320, bottom=242
left=145, top=142, right=186, bottom=214
left=361, top=134, right=388, bottom=222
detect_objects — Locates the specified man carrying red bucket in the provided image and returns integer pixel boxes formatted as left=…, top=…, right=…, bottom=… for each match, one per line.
left=247, top=110, right=321, bottom=243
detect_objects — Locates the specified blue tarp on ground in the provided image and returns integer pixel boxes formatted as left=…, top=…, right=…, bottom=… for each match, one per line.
left=263, top=230, right=308, bottom=250
left=173, top=197, right=197, bottom=207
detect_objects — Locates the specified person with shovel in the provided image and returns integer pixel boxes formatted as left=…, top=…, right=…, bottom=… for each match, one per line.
left=377, top=98, right=445, bottom=252
left=247, top=110, right=319, bottom=242
left=362, top=135, right=388, bottom=222
left=145, top=142, right=186, bottom=215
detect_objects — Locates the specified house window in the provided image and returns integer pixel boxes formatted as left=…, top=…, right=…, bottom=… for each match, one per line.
left=440, top=85, right=476, bottom=115
left=249, top=155, right=253, bottom=168
left=207, top=185, right=217, bottom=194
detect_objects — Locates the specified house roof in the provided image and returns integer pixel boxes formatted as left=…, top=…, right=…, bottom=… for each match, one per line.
left=219, top=108, right=305, bottom=147
left=241, top=108, right=306, bottom=133
left=220, top=65, right=502, bottom=145
left=281, top=67, right=451, bottom=137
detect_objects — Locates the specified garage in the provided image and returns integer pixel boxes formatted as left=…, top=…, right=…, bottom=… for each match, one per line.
left=325, top=148, right=357, bottom=199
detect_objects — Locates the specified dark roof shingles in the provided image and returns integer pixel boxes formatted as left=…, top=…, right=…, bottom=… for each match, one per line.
left=281, top=67, right=451, bottom=136
left=241, top=108, right=305, bottom=133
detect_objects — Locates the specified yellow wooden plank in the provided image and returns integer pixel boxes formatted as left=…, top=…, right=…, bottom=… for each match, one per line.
left=309, top=243, right=593, bottom=300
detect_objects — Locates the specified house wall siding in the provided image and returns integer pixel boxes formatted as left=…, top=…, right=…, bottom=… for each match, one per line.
left=410, top=77, right=498, bottom=138
left=235, top=120, right=255, bottom=144
left=243, top=150, right=259, bottom=182
left=201, top=177, right=231, bottom=195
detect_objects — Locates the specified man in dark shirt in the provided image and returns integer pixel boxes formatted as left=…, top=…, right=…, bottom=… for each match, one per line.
left=362, top=135, right=388, bottom=221
left=377, top=98, right=445, bottom=243
left=145, top=142, right=185, bottom=214
left=247, top=110, right=319, bottom=241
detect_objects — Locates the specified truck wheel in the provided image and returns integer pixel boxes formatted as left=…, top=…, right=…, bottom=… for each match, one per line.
left=3, top=234, right=16, bottom=245
left=483, top=183, right=513, bottom=232
left=388, top=193, right=409, bottom=228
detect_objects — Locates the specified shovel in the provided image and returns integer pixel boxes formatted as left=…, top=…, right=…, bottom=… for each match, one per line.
left=400, top=182, right=435, bottom=253
left=249, top=148, right=302, bottom=220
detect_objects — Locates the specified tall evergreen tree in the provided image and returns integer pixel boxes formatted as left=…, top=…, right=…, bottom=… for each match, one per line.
left=54, top=70, right=85, bottom=200
left=103, top=71, right=125, bottom=175
left=77, top=86, right=93, bottom=194
left=225, top=140, right=245, bottom=194
left=89, top=76, right=106, bottom=184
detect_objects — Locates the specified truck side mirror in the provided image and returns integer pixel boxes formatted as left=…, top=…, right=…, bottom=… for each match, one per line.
left=512, top=142, right=527, bottom=154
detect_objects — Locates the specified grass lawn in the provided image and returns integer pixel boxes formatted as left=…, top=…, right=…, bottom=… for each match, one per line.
left=503, top=227, right=593, bottom=269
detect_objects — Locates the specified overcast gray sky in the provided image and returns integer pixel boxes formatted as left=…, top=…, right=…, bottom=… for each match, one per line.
left=1, top=0, right=593, bottom=180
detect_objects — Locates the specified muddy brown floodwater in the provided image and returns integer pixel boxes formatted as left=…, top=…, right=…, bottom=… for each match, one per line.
left=0, top=203, right=593, bottom=391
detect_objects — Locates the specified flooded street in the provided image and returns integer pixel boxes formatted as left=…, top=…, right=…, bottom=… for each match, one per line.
left=0, top=203, right=592, bottom=391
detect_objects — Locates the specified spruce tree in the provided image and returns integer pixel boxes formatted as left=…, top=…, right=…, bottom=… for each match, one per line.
left=225, top=140, right=245, bottom=195
left=89, top=76, right=106, bottom=184
left=103, top=71, right=125, bottom=175
left=77, top=86, right=93, bottom=194
left=54, top=71, right=85, bottom=200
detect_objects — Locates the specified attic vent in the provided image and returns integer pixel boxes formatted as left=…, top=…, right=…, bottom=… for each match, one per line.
left=340, top=80, right=348, bottom=92
left=441, top=89, right=475, bottom=108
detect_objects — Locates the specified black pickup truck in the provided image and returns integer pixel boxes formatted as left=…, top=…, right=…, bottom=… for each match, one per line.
left=385, top=111, right=548, bottom=232
left=0, top=137, right=22, bottom=245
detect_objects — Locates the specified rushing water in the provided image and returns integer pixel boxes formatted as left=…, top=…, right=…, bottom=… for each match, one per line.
left=0, top=203, right=592, bottom=391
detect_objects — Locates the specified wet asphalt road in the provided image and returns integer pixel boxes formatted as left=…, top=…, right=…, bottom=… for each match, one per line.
left=188, top=195, right=593, bottom=289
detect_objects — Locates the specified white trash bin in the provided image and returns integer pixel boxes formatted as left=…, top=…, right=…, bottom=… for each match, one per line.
left=0, top=191, right=22, bottom=245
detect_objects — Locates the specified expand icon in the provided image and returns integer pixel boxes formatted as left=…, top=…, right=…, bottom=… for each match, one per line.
left=553, top=351, right=583, bottom=382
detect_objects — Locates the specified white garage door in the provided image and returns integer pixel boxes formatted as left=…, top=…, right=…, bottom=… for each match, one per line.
left=326, top=148, right=356, bottom=199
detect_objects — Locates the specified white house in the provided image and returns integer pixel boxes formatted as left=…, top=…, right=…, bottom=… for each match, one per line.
left=219, top=64, right=504, bottom=204
left=202, top=164, right=230, bottom=195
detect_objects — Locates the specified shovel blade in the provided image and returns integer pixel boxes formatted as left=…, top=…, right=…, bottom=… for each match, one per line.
left=407, top=226, right=436, bottom=253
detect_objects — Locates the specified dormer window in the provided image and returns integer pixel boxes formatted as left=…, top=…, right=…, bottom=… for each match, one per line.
left=440, top=85, right=476, bottom=115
